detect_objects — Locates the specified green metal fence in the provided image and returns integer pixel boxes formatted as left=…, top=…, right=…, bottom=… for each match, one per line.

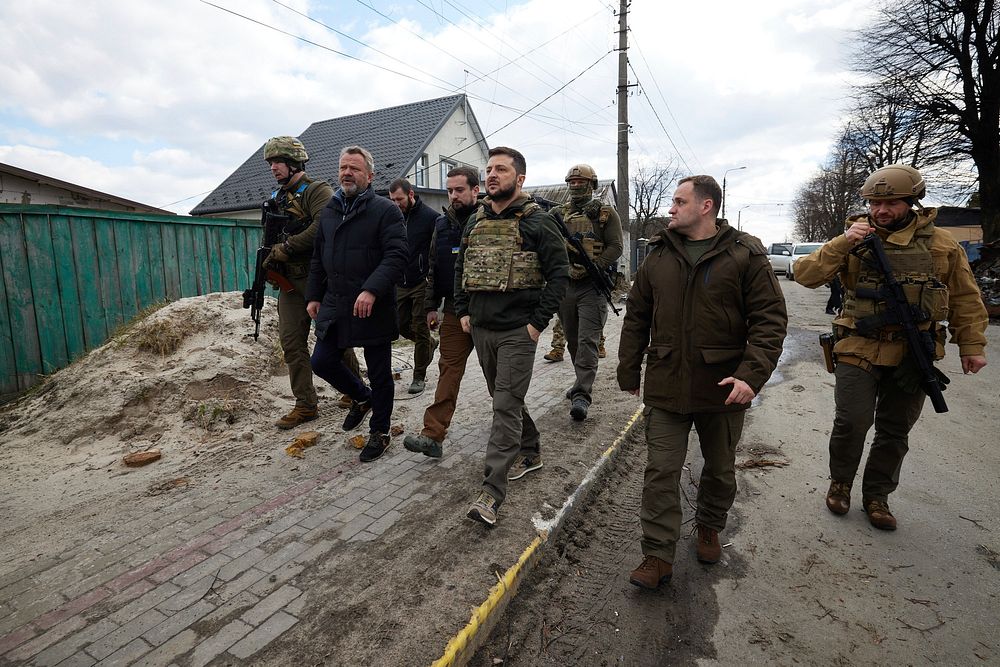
left=0, top=204, right=260, bottom=400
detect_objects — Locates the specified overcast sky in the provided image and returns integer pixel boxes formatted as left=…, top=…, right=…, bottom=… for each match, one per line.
left=0, top=0, right=875, bottom=245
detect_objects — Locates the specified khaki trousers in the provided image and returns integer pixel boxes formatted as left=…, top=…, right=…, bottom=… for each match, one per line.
left=640, top=406, right=745, bottom=564
left=421, top=312, right=474, bottom=442
left=471, top=325, right=541, bottom=505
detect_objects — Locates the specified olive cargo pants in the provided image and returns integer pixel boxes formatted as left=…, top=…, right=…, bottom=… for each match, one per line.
left=397, top=280, right=435, bottom=382
left=559, top=280, right=608, bottom=405
left=829, top=362, right=925, bottom=502
left=640, top=406, right=745, bottom=564
left=278, top=272, right=360, bottom=408
left=471, top=325, right=541, bottom=505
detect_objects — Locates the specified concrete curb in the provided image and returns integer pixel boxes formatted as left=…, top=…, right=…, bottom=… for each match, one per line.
left=431, top=406, right=645, bottom=667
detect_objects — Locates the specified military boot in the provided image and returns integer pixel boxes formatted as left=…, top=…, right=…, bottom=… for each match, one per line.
left=544, top=348, right=564, bottom=362
left=629, top=555, right=672, bottom=589
left=864, top=499, right=897, bottom=531
left=825, top=481, right=852, bottom=515
left=275, top=406, right=318, bottom=430
left=696, top=525, right=721, bottom=564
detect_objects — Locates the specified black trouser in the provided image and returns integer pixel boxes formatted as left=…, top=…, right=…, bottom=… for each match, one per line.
left=311, top=337, right=393, bottom=434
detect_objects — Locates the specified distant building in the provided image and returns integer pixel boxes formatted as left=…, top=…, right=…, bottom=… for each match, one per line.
left=0, top=162, right=172, bottom=214
left=191, top=94, right=488, bottom=218
left=935, top=205, right=983, bottom=244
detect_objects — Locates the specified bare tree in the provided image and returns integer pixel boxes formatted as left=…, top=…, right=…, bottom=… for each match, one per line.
left=793, top=130, right=868, bottom=241
left=854, top=0, right=1000, bottom=242
left=629, top=160, right=681, bottom=241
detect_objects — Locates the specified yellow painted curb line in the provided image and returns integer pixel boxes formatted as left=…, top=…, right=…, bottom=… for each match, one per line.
left=432, top=405, right=645, bottom=667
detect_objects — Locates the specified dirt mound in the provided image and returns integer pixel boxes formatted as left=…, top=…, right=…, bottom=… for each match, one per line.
left=1, top=293, right=283, bottom=454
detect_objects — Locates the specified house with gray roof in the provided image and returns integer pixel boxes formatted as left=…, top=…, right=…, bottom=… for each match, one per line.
left=191, top=94, right=488, bottom=218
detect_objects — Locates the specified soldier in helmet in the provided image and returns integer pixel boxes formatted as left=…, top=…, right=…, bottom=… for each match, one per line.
left=554, top=163, right=623, bottom=420
left=262, top=136, right=362, bottom=429
left=795, top=164, right=988, bottom=530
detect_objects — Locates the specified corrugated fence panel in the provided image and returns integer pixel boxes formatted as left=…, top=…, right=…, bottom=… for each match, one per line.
left=49, top=214, right=87, bottom=363
left=0, top=205, right=258, bottom=399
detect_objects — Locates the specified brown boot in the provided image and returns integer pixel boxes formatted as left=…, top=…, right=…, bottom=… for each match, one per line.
left=598, top=342, right=607, bottom=358
left=696, top=525, right=721, bottom=564
left=543, top=348, right=564, bottom=362
left=864, top=499, right=897, bottom=531
left=629, top=555, right=672, bottom=589
left=336, top=394, right=353, bottom=409
left=275, top=406, right=318, bottom=430
left=825, top=481, right=852, bottom=515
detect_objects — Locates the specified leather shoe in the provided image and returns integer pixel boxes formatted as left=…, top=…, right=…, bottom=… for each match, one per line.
left=864, top=499, right=897, bottom=530
left=629, top=555, right=672, bottom=589
left=696, top=525, right=721, bottom=564
left=825, top=481, right=852, bottom=515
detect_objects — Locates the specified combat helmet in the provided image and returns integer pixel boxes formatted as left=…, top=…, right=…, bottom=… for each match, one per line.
left=565, top=164, right=599, bottom=189
left=264, top=136, right=309, bottom=165
left=860, top=164, right=925, bottom=202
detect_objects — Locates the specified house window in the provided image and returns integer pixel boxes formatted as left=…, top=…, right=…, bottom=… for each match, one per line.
left=440, top=159, right=457, bottom=187
left=415, top=154, right=429, bottom=187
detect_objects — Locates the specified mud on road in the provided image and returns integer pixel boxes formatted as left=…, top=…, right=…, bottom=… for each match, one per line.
left=472, top=279, right=1000, bottom=667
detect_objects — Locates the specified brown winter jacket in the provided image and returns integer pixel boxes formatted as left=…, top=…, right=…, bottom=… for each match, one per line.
left=617, top=222, right=788, bottom=413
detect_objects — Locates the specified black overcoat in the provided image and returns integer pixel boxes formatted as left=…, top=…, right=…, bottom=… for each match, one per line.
left=306, top=186, right=407, bottom=346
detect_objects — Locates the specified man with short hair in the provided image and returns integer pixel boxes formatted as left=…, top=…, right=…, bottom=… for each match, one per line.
left=403, top=166, right=481, bottom=458
left=455, top=147, right=569, bottom=526
left=261, top=136, right=361, bottom=429
left=388, top=178, right=440, bottom=394
left=618, top=175, right=787, bottom=589
left=795, top=164, right=987, bottom=530
left=307, top=146, right=407, bottom=463
left=554, top=163, right=623, bottom=421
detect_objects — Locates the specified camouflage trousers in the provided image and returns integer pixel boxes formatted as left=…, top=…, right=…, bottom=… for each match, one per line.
left=278, top=272, right=360, bottom=408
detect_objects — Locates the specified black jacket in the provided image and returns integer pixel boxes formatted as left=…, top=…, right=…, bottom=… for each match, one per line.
left=306, top=186, right=407, bottom=346
left=400, top=195, right=441, bottom=287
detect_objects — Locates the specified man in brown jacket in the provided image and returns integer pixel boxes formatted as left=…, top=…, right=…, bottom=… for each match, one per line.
left=618, top=175, right=787, bottom=589
left=795, top=165, right=987, bottom=531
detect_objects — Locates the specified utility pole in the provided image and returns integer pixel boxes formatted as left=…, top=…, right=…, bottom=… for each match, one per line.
left=616, top=0, right=631, bottom=275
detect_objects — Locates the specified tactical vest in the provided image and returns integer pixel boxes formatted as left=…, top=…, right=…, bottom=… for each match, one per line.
left=461, top=203, right=545, bottom=292
left=843, top=221, right=950, bottom=334
left=271, top=180, right=312, bottom=236
left=432, top=214, right=465, bottom=301
left=560, top=200, right=609, bottom=261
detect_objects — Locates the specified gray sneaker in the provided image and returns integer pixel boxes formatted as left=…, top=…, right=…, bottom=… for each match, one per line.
left=467, top=491, right=499, bottom=526
left=403, top=433, right=443, bottom=458
left=508, top=454, right=543, bottom=480
left=408, top=378, right=426, bottom=394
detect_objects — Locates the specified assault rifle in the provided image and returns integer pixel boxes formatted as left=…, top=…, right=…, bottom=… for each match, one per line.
left=551, top=210, right=621, bottom=316
left=850, top=231, right=948, bottom=413
left=242, top=200, right=294, bottom=340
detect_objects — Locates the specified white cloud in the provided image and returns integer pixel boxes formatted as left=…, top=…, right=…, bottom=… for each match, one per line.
left=0, top=0, right=870, bottom=234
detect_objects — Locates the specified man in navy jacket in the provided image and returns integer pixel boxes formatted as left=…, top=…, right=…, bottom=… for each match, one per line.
left=307, top=145, right=407, bottom=462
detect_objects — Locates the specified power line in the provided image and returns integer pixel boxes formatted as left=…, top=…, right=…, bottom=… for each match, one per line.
left=630, top=33, right=703, bottom=171
left=627, top=61, right=693, bottom=173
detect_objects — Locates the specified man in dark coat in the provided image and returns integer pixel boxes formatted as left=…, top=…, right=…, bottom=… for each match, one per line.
left=388, top=178, right=441, bottom=394
left=617, top=175, right=787, bottom=589
left=306, top=145, right=407, bottom=463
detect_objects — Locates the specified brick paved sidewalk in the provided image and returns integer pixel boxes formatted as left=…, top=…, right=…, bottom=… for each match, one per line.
left=0, top=315, right=638, bottom=666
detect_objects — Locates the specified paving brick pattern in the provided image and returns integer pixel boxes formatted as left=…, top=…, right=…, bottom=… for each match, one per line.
left=0, top=319, right=626, bottom=665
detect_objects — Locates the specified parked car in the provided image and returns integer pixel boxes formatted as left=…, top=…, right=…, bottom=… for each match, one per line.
left=786, top=242, right=824, bottom=281
left=767, top=243, right=793, bottom=275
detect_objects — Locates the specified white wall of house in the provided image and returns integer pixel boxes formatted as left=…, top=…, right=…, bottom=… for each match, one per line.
left=406, top=103, right=488, bottom=191
left=0, top=170, right=153, bottom=212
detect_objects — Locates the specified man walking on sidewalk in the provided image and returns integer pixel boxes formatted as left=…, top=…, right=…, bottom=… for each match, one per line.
left=618, top=175, right=786, bottom=588
left=403, top=166, right=481, bottom=459
left=553, top=163, right=623, bottom=421
left=454, top=147, right=569, bottom=526
left=388, top=178, right=440, bottom=394
left=307, top=145, right=407, bottom=463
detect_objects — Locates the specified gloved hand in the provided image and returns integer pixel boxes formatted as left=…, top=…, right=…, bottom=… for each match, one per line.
left=569, top=264, right=588, bottom=281
left=270, top=243, right=290, bottom=263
